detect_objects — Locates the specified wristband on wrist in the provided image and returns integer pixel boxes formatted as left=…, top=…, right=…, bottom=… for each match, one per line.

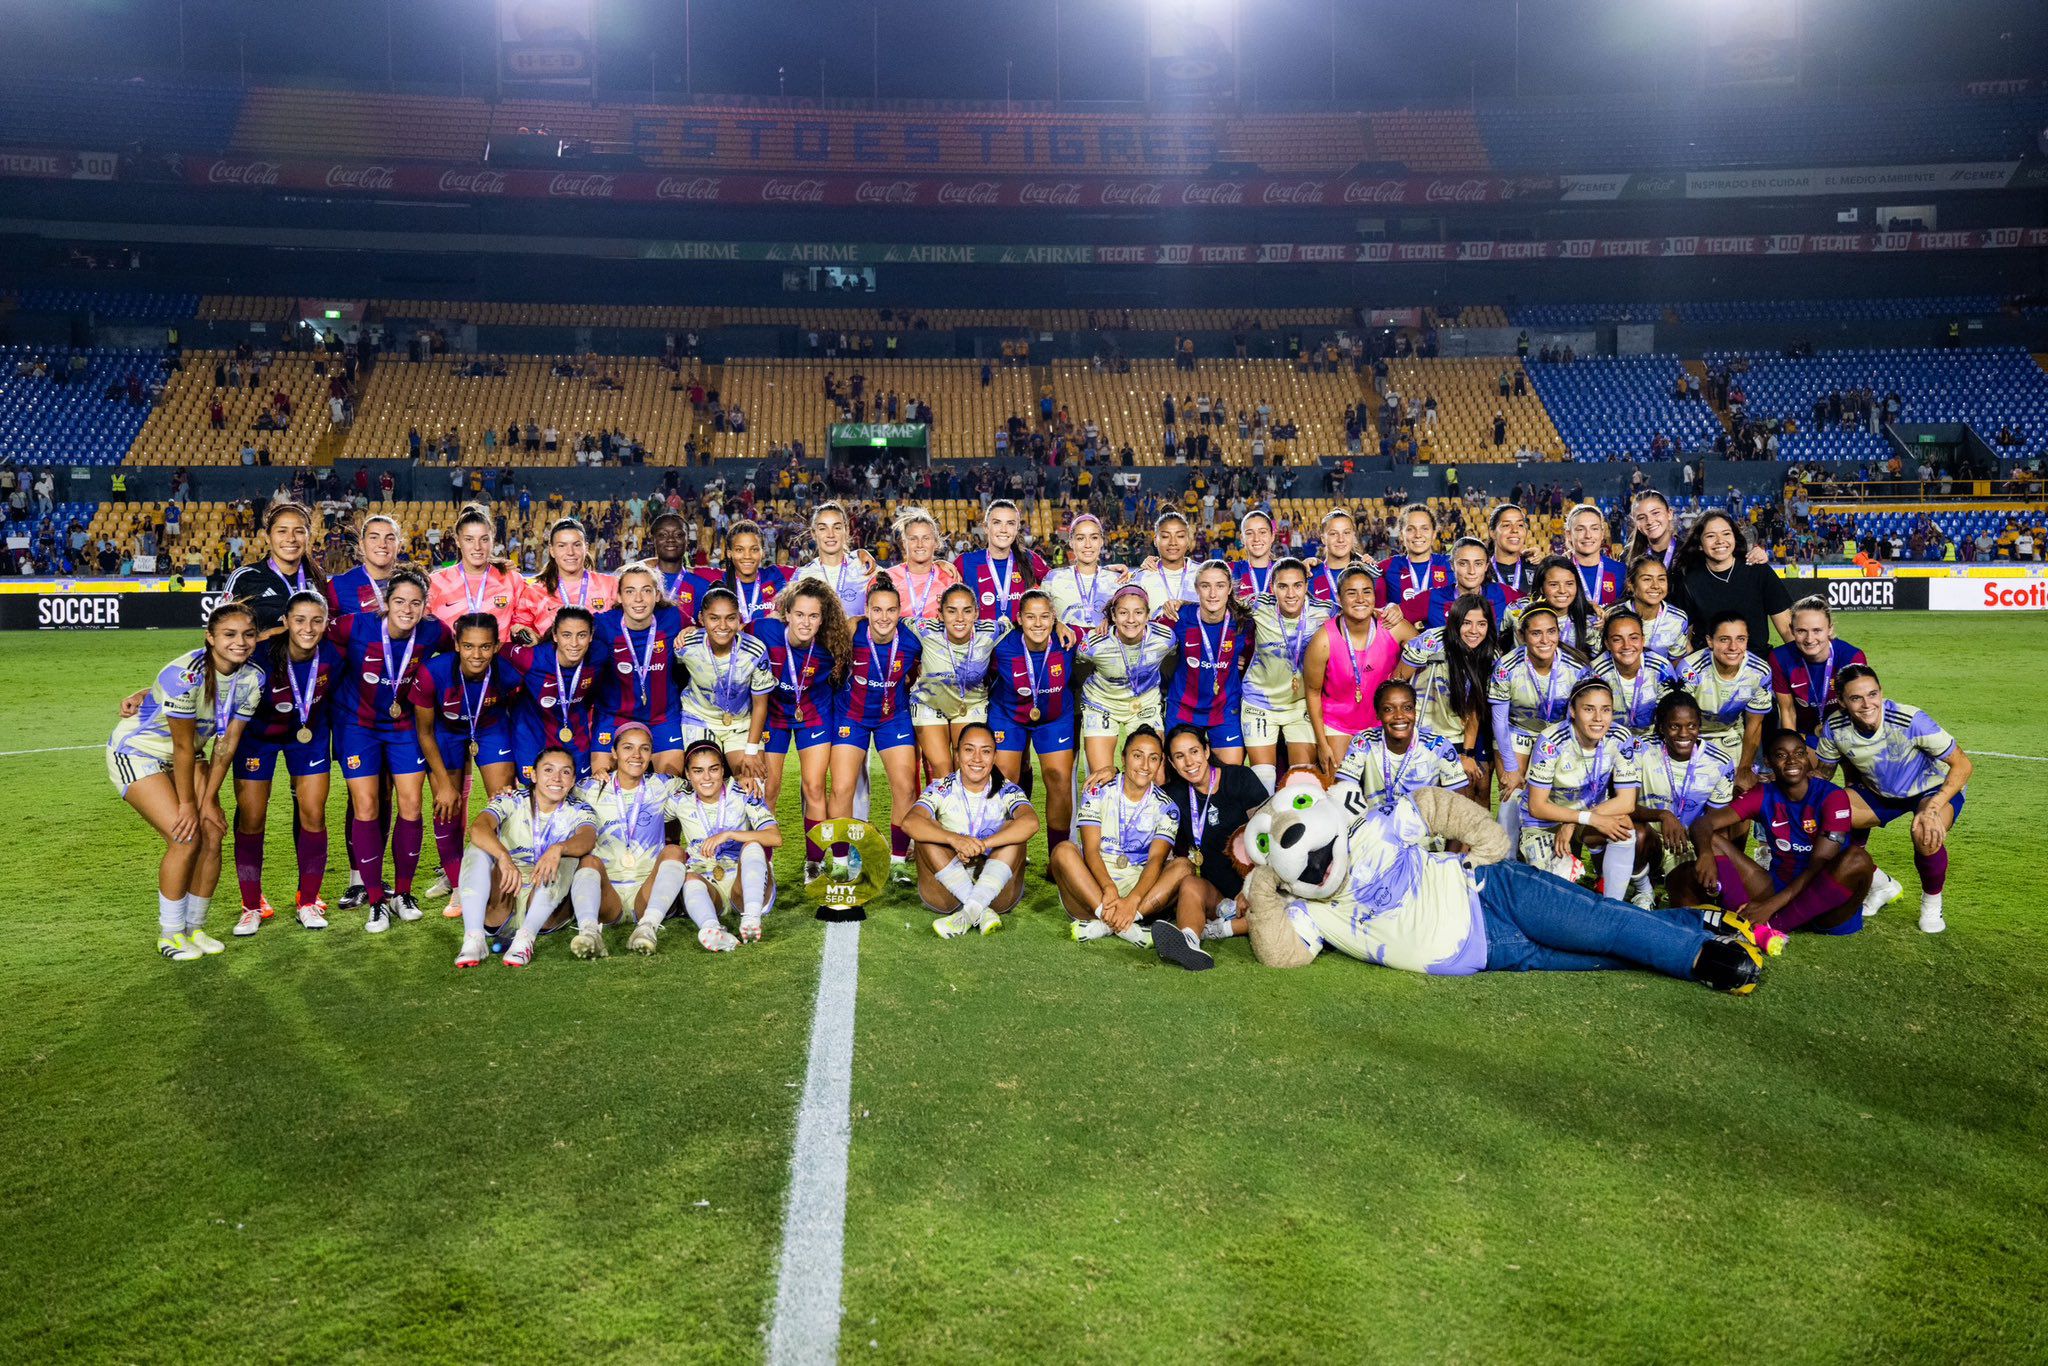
left=743, top=742, right=762, bottom=756
left=1576, top=810, right=1592, bottom=826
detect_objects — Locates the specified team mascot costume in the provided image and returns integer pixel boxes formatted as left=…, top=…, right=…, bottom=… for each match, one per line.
left=1233, top=770, right=1765, bottom=993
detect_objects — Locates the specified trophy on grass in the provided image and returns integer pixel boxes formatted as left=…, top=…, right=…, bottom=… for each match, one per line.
left=805, top=817, right=891, bottom=922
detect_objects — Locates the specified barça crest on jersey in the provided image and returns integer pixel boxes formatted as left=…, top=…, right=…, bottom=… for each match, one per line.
left=839, top=725, right=853, bottom=737
left=346, top=755, right=362, bottom=770
left=492, top=595, right=510, bottom=608
left=1802, top=817, right=1818, bottom=833
left=244, top=756, right=261, bottom=771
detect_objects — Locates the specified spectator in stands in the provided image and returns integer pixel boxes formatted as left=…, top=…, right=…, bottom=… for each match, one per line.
left=1493, top=413, right=1507, bottom=448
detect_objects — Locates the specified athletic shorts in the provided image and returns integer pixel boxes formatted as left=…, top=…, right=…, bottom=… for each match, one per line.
left=1080, top=697, right=1162, bottom=743
left=106, top=745, right=168, bottom=796
left=238, top=724, right=334, bottom=782
left=593, top=714, right=687, bottom=754
left=433, top=725, right=517, bottom=773
left=1517, top=827, right=1584, bottom=878
left=512, top=717, right=593, bottom=784
left=679, top=713, right=753, bottom=754
left=1100, top=856, right=1145, bottom=898
left=993, top=710, right=1076, bottom=756
left=765, top=722, right=834, bottom=754
left=689, top=855, right=777, bottom=914
left=1169, top=704, right=1242, bottom=749
left=911, top=700, right=988, bottom=731
left=503, top=862, right=579, bottom=930
left=1852, top=784, right=1965, bottom=829
left=336, top=722, right=426, bottom=778
left=1242, top=698, right=1313, bottom=749
left=834, top=711, right=914, bottom=752
left=598, top=846, right=662, bottom=905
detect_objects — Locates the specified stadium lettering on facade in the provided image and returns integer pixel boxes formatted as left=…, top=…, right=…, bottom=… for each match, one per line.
left=206, top=160, right=280, bottom=186
left=324, top=165, right=396, bottom=191
left=437, top=168, right=507, bottom=194
left=654, top=176, right=722, bottom=200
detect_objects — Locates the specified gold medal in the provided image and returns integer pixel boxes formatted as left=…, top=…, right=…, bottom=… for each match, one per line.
left=295, top=726, right=313, bottom=744
left=388, top=702, right=404, bottom=719
left=468, top=741, right=479, bottom=761
left=1191, top=849, right=1203, bottom=872
left=1028, top=706, right=1042, bottom=722
left=558, top=726, right=574, bottom=743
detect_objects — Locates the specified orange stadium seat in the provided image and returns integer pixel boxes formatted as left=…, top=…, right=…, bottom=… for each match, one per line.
left=232, top=88, right=489, bottom=162
left=1379, top=357, right=1564, bottom=463
left=1052, top=359, right=1364, bottom=466
left=713, top=360, right=1035, bottom=461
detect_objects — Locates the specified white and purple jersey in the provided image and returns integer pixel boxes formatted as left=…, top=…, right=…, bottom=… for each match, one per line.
left=912, top=773, right=1032, bottom=841
left=109, top=649, right=263, bottom=763
left=794, top=557, right=871, bottom=620
left=1817, top=701, right=1958, bottom=801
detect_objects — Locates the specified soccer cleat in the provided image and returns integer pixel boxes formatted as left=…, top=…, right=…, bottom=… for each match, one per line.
left=187, top=929, right=226, bottom=956
left=698, top=924, right=740, bottom=952
left=257, top=894, right=276, bottom=921
left=365, top=900, right=393, bottom=934
left=1918, top=893, right=1946, bottom=934
left=1153, top=924, right=1215, bottom=972
left=738, top=914, right=763, bottom=943
left=233, top=906, right=262, bottom=937
left=296, top=902, right=329, bottom=930
left=1201, top=918, right=1235, bottom=942
left=454, top=931, right=488, bottom=968
left=1753, top=923, right=1789, bottom=957
left=337, top=883, right=369, bottom=912
left=626, top=922, right=660, bottom=955
left=978, top=909, right=1004, bottom=937
left=1627, top=874, right=1655, bottom=909
left=933, top=909, right=973, bottom=939
left=1698, top=907, right=1760, bottom=949
left=1692, top=935, right=1764, bottom=995
left=392, top=893, right=423, bottom=922
left=501, top=938, right=535, bottom=968
left=570, top=925, right=608, bottom=959
left=1862, top=868, right=1902, bottom=918
left=1116, top=923, right=1154, bottom=948
left=1070, top=918, right=1112, bottom=942
left=889, top=857, right=915, bottom=886
left=422, top=873, right=453, bottom=899
left=158, top=933, right=203, bottom=962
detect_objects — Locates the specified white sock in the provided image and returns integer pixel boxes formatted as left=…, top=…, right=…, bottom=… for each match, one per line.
left=570, top=866, right=602, bottom=931
left=459, top=848, right=494, bottom=936
left=969, top=859, right=1011, bottom=910
left=158, top=893, right=185, bottom=937
left=1498, top=790, right=1523, bottom=855
left=182, top=893, right=211, bottom=929
left=642, top=860, right=687, bottom=930
left=681, top=879, right=720, bottom=932
left=1600, top=834, right=1638, bottom=901
left=934, top=857, right=978, bottom=906
left=1863, top=867, right=1898, bottom=912
left=517, top=872, right=567, bottom=941
left=1251, top=763, right=1277, bottom=793
left=739, top=843, right=770, bottom=915
left=852, top=768, right=872, bottom=821
left=347, top=869, right=363, bottom=889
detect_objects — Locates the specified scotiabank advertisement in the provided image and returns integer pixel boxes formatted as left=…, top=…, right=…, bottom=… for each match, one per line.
left=1927, top=578, right=2048, bottom=611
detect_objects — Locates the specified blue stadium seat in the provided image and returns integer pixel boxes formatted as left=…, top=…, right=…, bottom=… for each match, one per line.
left=1522, top=356, right=1724, bottom=462
left=0, top=346, right=161, bottom=466
left=1709, top=345, right=2048, bottom=458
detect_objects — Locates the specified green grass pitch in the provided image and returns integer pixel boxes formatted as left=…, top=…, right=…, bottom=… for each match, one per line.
left=2, top=614, right=2044, bottom=1362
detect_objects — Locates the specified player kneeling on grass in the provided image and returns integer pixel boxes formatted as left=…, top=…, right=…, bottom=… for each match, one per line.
left=1691, top=728, right=1877, bottom=957
left=900, top=722, right=1039, bottom=939
left=453, top=747, right=599, bottom=969
left=1237, top=771, right=1766, bottom=994
left=571, top=723, right=689, bottom=958
left=1519, top=678, right=1641, bottom=901
left=664, top=741, right=781, bottom=948
left=1050, top=725, right=1192, bottom=949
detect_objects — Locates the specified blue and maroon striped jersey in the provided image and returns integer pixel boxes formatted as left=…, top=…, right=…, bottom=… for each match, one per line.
left=504, top=641, right=602, bottom=752
left=708, top=566, right=791, bottom=625
left=987, top=630, right=1076, bottom=727
left=651, top=566, right=706, bottom=624
left=1569, top=556, right=1627, bottom=610
left=835, top=619, right=921, bottom=725
left=327, top=611, right=449, bottom=730
left=592, top=605, right=685, bottom=725
left=326, top=565, right=392, bottom=616
left=749, top=618, right=838, bottom=730
left=1769, top=639, right=1867, bottom=739
left=955, top=548, right=1047, bottom=622
left=1377, top=553, right=1452, bottom=624
left=408, top=654, right=526, bottom=738
left=247, top=641, right=343, bottom=744
left=1231, top=560, right=1282, bottom=601
left=1161, top=603, right=1248, bottom=727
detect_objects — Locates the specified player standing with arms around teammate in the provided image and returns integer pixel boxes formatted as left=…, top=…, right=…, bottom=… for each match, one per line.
left=987, top=589, right=1079, bottom=855
left=230, top=592, right=341, bottom=933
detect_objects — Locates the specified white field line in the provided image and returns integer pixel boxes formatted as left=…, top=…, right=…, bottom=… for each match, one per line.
left=766, top=917, right=861, bottom=1366
left=0, top=743, right=99, bottom=758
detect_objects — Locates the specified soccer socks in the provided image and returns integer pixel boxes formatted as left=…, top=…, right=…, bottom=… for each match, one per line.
left=1251, top=763, right=1277, bottom=793
left=183, top=893, right=211, bottom=930
left=1599, top=834, right=1637, bottom=901
left=680, top=879, right=720, bottom=933
left=431, top=817, right=464, bottom=887
left=516, top=872, right=568, bottom=943
left=642, top=859, right=688, bottom=930
left=852, top=768, right=872, bottom=821
left=1497, top=791, right=1523, bottom=856
left=970, top=859, right=1011, bottom=910
left=458, top=848, right=494, bottom=936
left=233, top=829, right=264, bottom=909
left=1046, top=824, right=1071, bottom=855
left=890, top=823, right=912, bottom=859
left=158, top=893, right=185, bottom=937
left=349, top=816, right=387, bottom=902
left=1912, top=846, right=1949, bottom=894
left=739, top=843, right=770, bottom=912
left=934, top=857, right=978, bottom=906
left=294, top=825, right=327, bottom=908
left=1771, top=872, right=1852, bottom=933
left=1716, top=856, right=1752, bottom=912
left=803, top=815, right=824, bottom=864
left=570, top=866, right=603, bottom=931
left=392, top=815, right=424, bottom=895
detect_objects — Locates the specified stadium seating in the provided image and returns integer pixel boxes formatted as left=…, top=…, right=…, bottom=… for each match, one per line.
left=1712, top=346, right=2048, bottom=456
left=0, top=347, right=163, bottom=467
left=125, top=350, right=338, bottom=466
left=1366, top=108, right=1491, bottom=172
left=0, top=74, right=241, bottom=151
left=1379, top=358, right=1565, bottom=462
left=714, top=360, right=1035, bottom=461
left=232, top=88, right=489, bottom=161
left=1512, top=296, right=2006, bottom=327
left=1216, top=113, right=1373, bottom=172
left=200, top=296, right=297, bottom=323
left=14, top=290, right=200, bottom=322
left=1051, top=359, right=1363, bottom=466
left=1524, top=356, right=1726, bottom=461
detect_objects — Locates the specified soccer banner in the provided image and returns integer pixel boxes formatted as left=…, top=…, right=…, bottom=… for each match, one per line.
left=499, top=0, right=593, bottom=90
left=1147, top=0, right=1238, bottom=100
left=0, top=591, right=222, bottom=631
left=1821, top=578, right=1929, bottom=613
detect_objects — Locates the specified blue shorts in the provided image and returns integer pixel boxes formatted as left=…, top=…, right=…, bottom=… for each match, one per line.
left=1818, top=910, right=1864, bottom=936
left=511, top=715, right=592, bottom=781
left=336, top=722, right=426, bottom=779
left=833, top=711, right=914, bottom=752
left=435, top=726, right=518, bottom=772
left=1852, top=784, right=1964, bottom=829
left=593, top=714, right=687, bottom=754
left=766, top=722, right=834, bottom=754
left=1170, top=705, right=1243, bottom=749
left=993, top=711, right=1077, bottom=756
left=238, top=724, right=333, bottom=782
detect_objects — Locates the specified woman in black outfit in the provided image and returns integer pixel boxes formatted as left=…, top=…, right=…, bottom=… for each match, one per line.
left=1674, top=510, right=1791, bottom=657
left=1152, top=724, right=1271, bottom=972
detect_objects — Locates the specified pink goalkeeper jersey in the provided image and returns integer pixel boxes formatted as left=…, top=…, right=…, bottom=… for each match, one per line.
left=1319, top=615, right=1402, bottom=735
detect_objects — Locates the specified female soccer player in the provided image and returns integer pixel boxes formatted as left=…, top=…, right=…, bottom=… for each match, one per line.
left=1485, top=503, right=1536, bottom=610
left=675, top=586, right=774, bottom=783
left=911, top=583, right=1003, bottom=781
left=1674, top=509, right=1790, bottom=655
left=644, top=510, right=706, bottom=617
left=329, top=570, right=448, bottom=914
left=1077, top=582, right=1178, bottom=780
left=1042, top=513, right=1125, bottom=633
left=1304, top=566, right=1416, bottom=777
left=571, top=723, right=693, bottom=955
left=1489, top=605, right=1589, bottom=848
left=1051, top=726, right=1190, bottom=948
left=1626, top=489, right=1681, bottom=570
left=1135, top=511, right=1200, bottom=614
left=1591, top=609, right=1671, bottom=742
left=1525, top=555, right=1598, bottom=653
left=667, top=741, right=781, bottom=944
left=1622, top=554, right=1692, bottom=660
left=988, top=589, right=1079, bottom=853
left=1693, top=727, right=1876, bottom=955
left=109, top=600, right=262, bottom=960
left=1337, top=678, right=1470, bottom=805
left=1378, top=503, right=1450, bottom=626
left=231, top=591, right=340, bottom=935
left=1231, top=509, right=1281, bottom=599
left=411, top=611, right=526, bottom=918
left=1520, top=678, right=1640, bottom=899
left=1628, top=691, right=1736, bottom=908
left=428, top=504, right=536, bottom=641
left=591, top=565, right=688, bottom=777
left=507, top=606, right=600, bottom=781
left=828, top=581, right=923, bottom=884
left=1770, top=596, right=1866, bottom=743
left=452, top=746, right=599, bottom=969
left=1429, top=536, right=1509, bottom=632
left=1669, top=610, right=1774, bottom=783
left=1398, top=592, right=1499, bottom=795
left=1815, top=663, right=1972, bottom=933
left=225, top=501, right=327, bottom=633
left=886, top=506, right=960, bottom=626
left=328, top=511, right=400, bottom=615
left=793, top=501, right=874, bottom=620
left=1163, top=560, right=1252, bottom=767
left=1150, top=725, right=1268, bottom=972
left=751, top=580, right=849, bottom=881
left=527, top=516, right=617, bottom=634
left=1564, top=503, right=1625, bottom=608
left=955, top=497, right=1045, bottom=623
left=1244, top=558, right=1331, bottom=786
left=1307, top=508, right=1377, bottom=607
left=901, top=722, right=1039, bottom=939
left=713, top=519, right=789, bottom=626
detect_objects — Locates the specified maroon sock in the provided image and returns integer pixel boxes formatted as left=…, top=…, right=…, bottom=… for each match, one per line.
left=1773, top=872, right=1851, bottom=933
left=295, top=826, right=328, bottom=908
left=234, top=830, right=264, bottom=910
left=349, top=817, right=386, bottom=903
left=432, top=817, right=464, bottom=886
left=392, top=816, right=424, bottom=894
left=1047, top=825, right=1071, bottom=854
left=1912, top=846, right=1949, bottom=894
left=1716, top=856, right=1751, bottom=913
left=890, top=823, right=911, bottom=859
left=804, top=816, right=823, bottom=863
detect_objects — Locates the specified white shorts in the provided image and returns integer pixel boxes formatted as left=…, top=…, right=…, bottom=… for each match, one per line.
left=911, top=701, right=988, bottom=731
left=1518, top=827, right=1585, bottom=878
left=599, top=846, right=661, bottom=905
left=1243, top=699, right=1313, bottom=749
left=689, top=855, right=777, bottom=915
left=680, top=714, right=753, bottom=754
left=107, top=745, right=167, bottom=796
left=508, top=862, right=579, bottom=922
left=1080, top=697, right=1162, bottom=743
left=1101, top=856, right=1144, bottom=898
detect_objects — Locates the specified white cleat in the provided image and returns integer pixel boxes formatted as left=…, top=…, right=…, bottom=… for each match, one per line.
left=422, top=874, right=453, bottom=899
left=1116, top=923, right=1153, bottom=947
left=233, top=907, right=262, bottom=938
left=391, top=893, right=424, bottom=922
left=738, top=914, right=763, bottom=943
left=454, top=931, right=488, bottom=969
left=570, top=925, right=608, bottom=959
left=1070, top=918, right=1112, bottom=942
left=1862, top=868, right=1903, bottom=918
left=1627, top=875, right=1655, bottom=909
left=699, top=925, right=740, bottom=952
left=1918, top=893, right=1946, bottom=935
left=627, top=923, right=660, bottom=955
left=158, top=933, right=203, bottom=962
left=501, top=936, right=536, bottom=968
left=186, top=929, right=226, bottom=955
left=933, top=909, right=974, bottom=939
left=364, top=900, right=392, bottom=935
left=296, top=902, right=329, bottom=930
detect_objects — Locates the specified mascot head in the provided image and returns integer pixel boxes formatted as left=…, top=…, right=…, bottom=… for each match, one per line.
left=1241, top=767, right=1356, bottom=900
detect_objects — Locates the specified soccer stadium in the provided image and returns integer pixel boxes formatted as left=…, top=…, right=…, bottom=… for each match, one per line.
left=3, top=1, right=2045, bottom=1360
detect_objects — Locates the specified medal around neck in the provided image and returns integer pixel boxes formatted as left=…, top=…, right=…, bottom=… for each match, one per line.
left=806, top=817, right=891, bottom=921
